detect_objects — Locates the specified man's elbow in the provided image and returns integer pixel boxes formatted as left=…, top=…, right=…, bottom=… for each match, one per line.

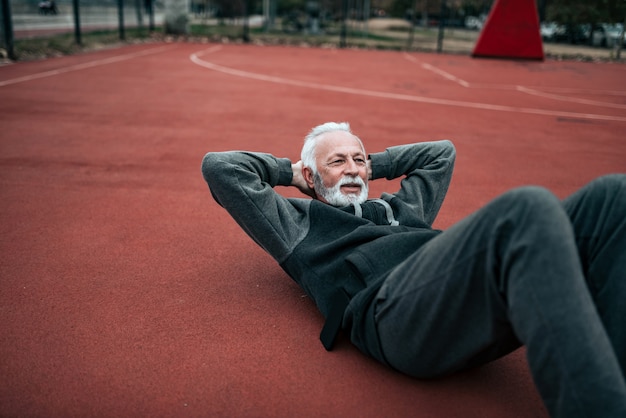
left=439, top=139, right=456, bottom=162
left=201, top=152, right=231, bottom=186
left=201, top=152, right=217, bottom=183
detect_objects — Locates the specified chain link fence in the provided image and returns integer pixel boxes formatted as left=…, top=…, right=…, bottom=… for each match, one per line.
left=1, top=0, right=619, bottom=62
left=2, top=0, right=164, bottom=59
left=2, top=0, right=473, bottom=61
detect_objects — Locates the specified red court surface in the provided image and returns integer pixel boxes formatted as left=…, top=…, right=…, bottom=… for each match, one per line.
left=1, top=43, right=625, bottom=417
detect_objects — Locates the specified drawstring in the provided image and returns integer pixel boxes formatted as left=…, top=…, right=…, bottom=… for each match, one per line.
left=351, top=200, right=399, bottom=226
left=372, top=199, right=399, bottom=226
left=352, top=201, right=362, bottom=218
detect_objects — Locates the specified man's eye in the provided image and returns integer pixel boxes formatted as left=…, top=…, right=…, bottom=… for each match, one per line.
left=355, top=158, right=365, bottom=165
left=330, top=160, right=344, bottom=166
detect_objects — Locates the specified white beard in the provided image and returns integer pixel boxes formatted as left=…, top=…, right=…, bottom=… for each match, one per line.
left=314, top=173, right=369, bottom=207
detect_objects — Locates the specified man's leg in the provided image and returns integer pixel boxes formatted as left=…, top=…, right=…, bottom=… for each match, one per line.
left=373, top=186, right=626, bottom=418
left=563, top=174, right=626, bottom=373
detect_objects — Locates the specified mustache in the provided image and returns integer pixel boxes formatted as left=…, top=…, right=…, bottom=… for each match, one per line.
left=338, top=176, right=366, bottom=187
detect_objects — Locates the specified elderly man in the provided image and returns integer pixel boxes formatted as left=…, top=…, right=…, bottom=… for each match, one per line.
left=201, top=122, right=626, bottom=418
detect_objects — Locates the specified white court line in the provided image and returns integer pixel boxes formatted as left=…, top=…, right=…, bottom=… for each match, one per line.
left=421, top=63, right=471, bottom=88
left=0, top=45, right=175, bottom=87
left=191, top=46, right=626, bottom=123
left=405, top=53, right=474, bottom=88
left=404, top=52, right=626, bottom=108
left=517, top=86, right=626, bottom=96
left=515, top=85, right=626, bottom=110
left=405, top=55, right=473, bottom=88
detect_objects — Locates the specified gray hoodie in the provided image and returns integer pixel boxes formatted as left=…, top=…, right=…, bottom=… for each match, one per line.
left=202, top=140, right=456, bottom=363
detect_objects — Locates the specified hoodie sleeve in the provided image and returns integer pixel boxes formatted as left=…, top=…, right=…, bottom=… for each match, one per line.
left=201, top=151, right=310, bottom=264
left=369, top=140, right=456, bottom=227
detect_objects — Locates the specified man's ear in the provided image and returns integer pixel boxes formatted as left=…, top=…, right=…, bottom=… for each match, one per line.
left=303, top=166, right=316, bottom=189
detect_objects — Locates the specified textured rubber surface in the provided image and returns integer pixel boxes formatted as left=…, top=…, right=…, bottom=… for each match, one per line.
left=2, top=42, right=625, bottom=417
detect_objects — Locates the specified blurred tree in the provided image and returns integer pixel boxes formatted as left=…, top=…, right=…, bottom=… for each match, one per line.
left=388, top=0, right=415, bottom=18
left=278, top=0, right=305, bottom=14
left=545, top=0, right=601, bottom=23
left=545, top=0, right=625, bottom=46
left=459, top=0, right=491, bottom=17
left=214, top=0, right=241, bottom=18
left=391, top=0, right=481, bottom=22
left=545, top=0, right=625, bottom=24
left=164, top=0, right=190, bottom=34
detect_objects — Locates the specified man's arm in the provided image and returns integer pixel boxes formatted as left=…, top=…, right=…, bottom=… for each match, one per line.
left=201, top=151, right=309, bottom=263
left=370, top=140, right=456, bottom=226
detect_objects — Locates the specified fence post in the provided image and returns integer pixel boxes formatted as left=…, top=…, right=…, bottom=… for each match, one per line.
left=406, top=0, right=418, bottom=50
left=135, top=0, right=143, bottom=29
left=1, top=0, right=15, bottom=60
left=242, top=0, right=250, bottom=42
left=436, top=0, right=446, bottom=53
left=72, top=0, right=81, bottom=45
left=340, top=0, right=348, bottom=48
left=147, top=0, right=155, bottom=31
left=118, top=0, right=126, bottom=40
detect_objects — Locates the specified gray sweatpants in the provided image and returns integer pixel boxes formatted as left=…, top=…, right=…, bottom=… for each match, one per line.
left=373, top=174, right=626, bottom=418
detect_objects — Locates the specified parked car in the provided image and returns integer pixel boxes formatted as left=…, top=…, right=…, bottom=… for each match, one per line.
left=464, top=16, right=484, bottom=31
left=39, top=0, right=58, bottom=15
left=591, top=23, right=624, bottom=48
left=540, top=22, right=564, bottom=41
left=555, top=24, right=590, bottom=44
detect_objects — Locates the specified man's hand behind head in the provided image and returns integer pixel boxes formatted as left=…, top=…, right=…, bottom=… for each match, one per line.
left=292, top=160, right=317, bottom=199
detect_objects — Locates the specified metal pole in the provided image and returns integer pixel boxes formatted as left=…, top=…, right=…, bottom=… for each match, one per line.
left=406, top=0, right=418, bottom=50
left=617, top=14, right=625, bottom=60
left=148, top=0, right=155, bottom=31
left=118, top=0, right=126, bottom=40
left=135, top=0, right=143, bottom=29
left=242, top=0, right=250, bottom=42
left=72, top=0, right=81, bottom=46
left=363, top=0, right=371, bottom=38
left=1, top=0, right=16, bottom=60
left=270, top=0, right=276, bottom=29
left=436, top=0, right=446, bottom=53
left=340, top=0, right=348, bottom=48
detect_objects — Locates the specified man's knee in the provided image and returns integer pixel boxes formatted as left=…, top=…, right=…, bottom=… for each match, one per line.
left=496, top=186, right=563, bottom=223
left=489, top=186, right=575, bottom=259
left=564, top=174, right=626, bottom=221
left=586, top=174, right=626, bottom=198
left=597, top=173, right=626, bottom=185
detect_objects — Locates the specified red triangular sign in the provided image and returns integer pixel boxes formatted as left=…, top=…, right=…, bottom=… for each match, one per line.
left=472, top=0, right=544, bottom=60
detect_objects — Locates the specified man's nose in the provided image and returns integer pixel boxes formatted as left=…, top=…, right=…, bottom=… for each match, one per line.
left=344, top=159, right=359, bottom=175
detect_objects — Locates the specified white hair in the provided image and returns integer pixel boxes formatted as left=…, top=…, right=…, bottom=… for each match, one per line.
left=301, top=122, right=363, bottom=174
left=300, top=122, right=368, bottom=206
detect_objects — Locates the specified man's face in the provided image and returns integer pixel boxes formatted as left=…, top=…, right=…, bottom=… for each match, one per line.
left=304, top=131, right=369, bottom=206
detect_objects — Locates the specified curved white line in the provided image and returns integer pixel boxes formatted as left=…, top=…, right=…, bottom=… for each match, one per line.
left=191, top=46, right=626, bottom=123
